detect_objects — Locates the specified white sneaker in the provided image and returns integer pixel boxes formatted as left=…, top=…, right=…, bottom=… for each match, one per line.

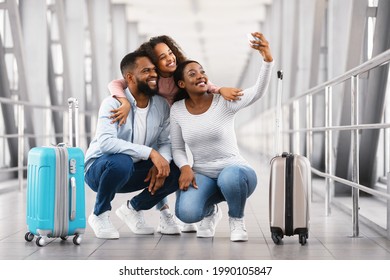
left=176, top=217, right=197, bottom=232
left=229, top=217, right=248, bottom=242
left=88, top=211, right=119, bottom=239
left=197, top=205, right=222, bottom=238
left=180, top=222, right=198, bottom=233
left=156, top=209, right=181, bottom=235
left=115, top=203, right=154, bottom=235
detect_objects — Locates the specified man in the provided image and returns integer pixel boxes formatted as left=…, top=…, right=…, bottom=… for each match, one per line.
left=84, top=49, right=180, bottom=239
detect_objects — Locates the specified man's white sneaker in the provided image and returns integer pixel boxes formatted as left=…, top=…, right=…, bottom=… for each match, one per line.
left=115, top=203, right=154, bottom=235
left=88, top=211, right=119, bottom=239
left=229, top=217, right=248, bottom=242
left=156, top=209, right=181, bottom=235
left=197, top=205, right=222, bottom=238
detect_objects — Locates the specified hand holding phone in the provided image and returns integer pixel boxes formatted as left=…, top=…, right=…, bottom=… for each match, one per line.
left=247, top=33, right=261, bottom=46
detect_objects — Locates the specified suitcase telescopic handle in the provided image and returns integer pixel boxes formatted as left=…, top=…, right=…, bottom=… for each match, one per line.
left=275, top=70, right=283, bottom=156
left=67, top=98, right=79, bottom=147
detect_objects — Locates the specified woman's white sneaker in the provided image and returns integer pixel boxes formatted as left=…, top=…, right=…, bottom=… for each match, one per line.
left=229, top=217, right=248, bottom=242
left=88, top=211, right=119, bottom=239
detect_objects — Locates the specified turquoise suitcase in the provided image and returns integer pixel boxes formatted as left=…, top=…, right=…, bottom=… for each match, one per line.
left=25, top=98, right=86, bottom=247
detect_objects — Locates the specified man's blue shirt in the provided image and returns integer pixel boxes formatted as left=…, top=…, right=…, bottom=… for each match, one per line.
left=84, top=88, right=171, bottom=172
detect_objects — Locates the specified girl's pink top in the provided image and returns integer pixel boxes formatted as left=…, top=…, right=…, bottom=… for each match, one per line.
left=108, top=77, right=220, bottom=106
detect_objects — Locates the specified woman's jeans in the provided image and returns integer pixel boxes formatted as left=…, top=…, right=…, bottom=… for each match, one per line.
left=175, top=165, right=257, bottom=223
left=85, top=153, right=180, bottom=216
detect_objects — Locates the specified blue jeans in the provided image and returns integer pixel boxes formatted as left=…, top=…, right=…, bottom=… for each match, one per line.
left=175, top=165, right=257, bottom=223
left=85, top=153, right=180, bottom=216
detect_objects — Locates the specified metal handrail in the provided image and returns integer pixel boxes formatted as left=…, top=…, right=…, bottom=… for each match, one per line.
left=252, top=48, right=390, bottom=238
left=284, top=48, right=390, bottom=104
left=0, top=96, right=67, bottom=111
left=311, top=169, right=390, bottom=200
left=0, top=96, right=95, bottom=116
left=285, top=123, right=390, bottom=133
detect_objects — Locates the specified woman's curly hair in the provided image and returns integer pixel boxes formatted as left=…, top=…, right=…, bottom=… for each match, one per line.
left=173, top=60, right=201, bottom=102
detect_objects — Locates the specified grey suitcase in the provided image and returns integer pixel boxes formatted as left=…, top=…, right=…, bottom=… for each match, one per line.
left=269, top=152, right=311, bottom=245
left=269, top=71, right=311, bottom=245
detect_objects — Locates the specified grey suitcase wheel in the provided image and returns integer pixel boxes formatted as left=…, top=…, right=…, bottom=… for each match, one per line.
left=271, top=233, right=282, bottom=245
left=60, top=236, right=68, bottom=240
left=25, top=232, right=34, bottom=242
left=299, top=234, right=307, bottom=245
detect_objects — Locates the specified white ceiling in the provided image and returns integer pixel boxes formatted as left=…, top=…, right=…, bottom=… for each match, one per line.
left=114, top=0, right=272, bottom=86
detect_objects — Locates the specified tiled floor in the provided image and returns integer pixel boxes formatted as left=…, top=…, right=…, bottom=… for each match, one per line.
left=0, top=150, right=390, bottom=261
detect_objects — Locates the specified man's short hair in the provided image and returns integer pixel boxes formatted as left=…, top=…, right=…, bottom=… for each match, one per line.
left=120, top=49, right=149, bottom=78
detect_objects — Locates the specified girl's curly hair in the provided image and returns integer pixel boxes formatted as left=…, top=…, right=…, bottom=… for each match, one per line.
left=138, top=35, right=187, bottom=76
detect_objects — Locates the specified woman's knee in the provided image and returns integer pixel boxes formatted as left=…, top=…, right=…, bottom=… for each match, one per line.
left=176, top=209, right=202, bottom=224
left=175, top=193, right=203, bottom=223
left=218, top=165, right=257, bottom=194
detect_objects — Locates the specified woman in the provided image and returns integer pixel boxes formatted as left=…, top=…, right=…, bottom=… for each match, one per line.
left=108, top=35, right=242, bottom=234
left=170, top=32, right=274, bottom=242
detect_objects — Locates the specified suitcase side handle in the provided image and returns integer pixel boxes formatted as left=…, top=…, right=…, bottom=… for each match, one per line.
left=70, top=177, right=76, bottom=221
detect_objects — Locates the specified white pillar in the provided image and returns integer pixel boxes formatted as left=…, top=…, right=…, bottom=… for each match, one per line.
left=20, top=0, right=48, bottom=146
left=111, top=4, right=127, bottom=79
left=88, top=0, right=111, bottom=102
left=65, top=0, right=86, bottom=107
left=127, top=21, right=140, bottom=52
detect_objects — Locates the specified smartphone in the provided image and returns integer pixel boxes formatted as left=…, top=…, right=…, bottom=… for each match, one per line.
left=247, top=34, right=261, bottom=46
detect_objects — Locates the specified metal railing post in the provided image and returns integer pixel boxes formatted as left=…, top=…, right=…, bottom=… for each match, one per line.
left=306, top=95, right=313, bottom=202
left=325, top=86, right=333, bottom=216
left=387, top=172, right=390, bottom=240
left=45, top=105, right=51, bottom=146
left=18, top=104, right=25, bottom=192
left=293, top=101, right=300, bottom=154
left=351, top=75, right=360, bottom=237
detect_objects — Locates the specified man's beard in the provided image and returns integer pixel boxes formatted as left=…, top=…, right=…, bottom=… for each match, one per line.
left=137, top=79, right=159, bottom=96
